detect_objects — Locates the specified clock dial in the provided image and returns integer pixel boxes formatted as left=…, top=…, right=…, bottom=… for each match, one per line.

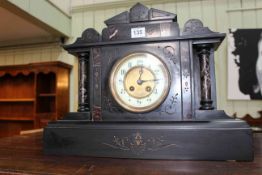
left=124, top=66, right=155, bottom=99
left=109, top=52, right=170, bottom=112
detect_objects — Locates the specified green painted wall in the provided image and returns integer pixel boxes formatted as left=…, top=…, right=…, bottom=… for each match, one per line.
left=7, top=0, right=71, bottom=36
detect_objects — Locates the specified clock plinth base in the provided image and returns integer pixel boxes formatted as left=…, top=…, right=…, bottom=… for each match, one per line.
left=43, top=114, right=253, bottom=161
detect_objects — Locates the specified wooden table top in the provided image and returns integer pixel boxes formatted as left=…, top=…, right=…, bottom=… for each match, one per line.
left=0, top=132, right=261, bottom=175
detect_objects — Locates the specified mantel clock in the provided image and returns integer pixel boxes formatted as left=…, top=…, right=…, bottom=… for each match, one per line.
left=44, top=3, right=253, bottom=160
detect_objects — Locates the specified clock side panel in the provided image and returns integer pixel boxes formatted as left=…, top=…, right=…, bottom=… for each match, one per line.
left=89, top=47, right=102, bottom=121
left=180, top=41, right=194, bottom=120
left=91, top=42, right=184, bottom=121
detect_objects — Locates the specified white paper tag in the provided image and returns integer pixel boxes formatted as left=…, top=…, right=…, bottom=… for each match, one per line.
left=131, top=27, right=146, bottom=38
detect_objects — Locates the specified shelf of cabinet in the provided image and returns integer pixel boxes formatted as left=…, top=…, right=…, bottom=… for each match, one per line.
left=0, top=117, right=34, bottom=121
left=36, top=112, right=56, bottom=117
left=0, top=98, right=35, bottom=102
left=38, top=93, right=56, bottom=97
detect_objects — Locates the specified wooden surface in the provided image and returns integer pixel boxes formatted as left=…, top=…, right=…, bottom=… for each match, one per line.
left=0, top=132, right=261, bottom=175
left=0, top=61, right=72, bottom=138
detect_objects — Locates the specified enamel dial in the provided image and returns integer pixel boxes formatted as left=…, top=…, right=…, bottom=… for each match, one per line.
left=109, top=52, right=170, bottom=112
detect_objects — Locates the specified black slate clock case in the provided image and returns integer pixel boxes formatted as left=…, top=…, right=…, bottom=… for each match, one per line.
left=43, top=3, right=253, bottom=160
left=100, top=43, right=182, bottom=121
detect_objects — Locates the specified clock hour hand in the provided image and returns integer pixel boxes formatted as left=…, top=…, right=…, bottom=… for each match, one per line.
left=137, top=66, right=144, bottom=85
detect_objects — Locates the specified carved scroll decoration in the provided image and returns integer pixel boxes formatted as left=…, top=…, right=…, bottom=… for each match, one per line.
left=103, top=132, right=177, bottom=155
left=163, top=46, right=177, bottom=64
left=164, top=93, right=179, bottom=114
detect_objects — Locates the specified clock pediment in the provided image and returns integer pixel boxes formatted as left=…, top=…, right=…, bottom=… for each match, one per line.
left=105, top=2, right=177, bottom=25
left=64, top=3, right=224, bottom=52
left=104, top=11, right=129, bottom=25
left=129, top=2, right=149, bottom=22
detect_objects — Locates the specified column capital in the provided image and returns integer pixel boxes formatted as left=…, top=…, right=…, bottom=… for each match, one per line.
left=78, top=52, right=89, bottom=61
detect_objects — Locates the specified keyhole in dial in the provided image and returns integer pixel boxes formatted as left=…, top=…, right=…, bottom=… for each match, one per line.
left=129, top=86, right=135, bottom=91
left=146, top=86, right=152, bottom=92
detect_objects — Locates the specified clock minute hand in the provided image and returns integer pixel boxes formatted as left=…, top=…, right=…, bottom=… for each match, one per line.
left=140, top=79, right=161, bottom=83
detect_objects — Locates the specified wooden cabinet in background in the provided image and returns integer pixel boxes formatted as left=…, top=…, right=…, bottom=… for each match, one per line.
left=0, top=61, right=72, bottom=137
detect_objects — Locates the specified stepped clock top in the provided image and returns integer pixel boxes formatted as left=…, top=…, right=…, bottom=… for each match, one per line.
left=64, top=3, right=224, bottom=53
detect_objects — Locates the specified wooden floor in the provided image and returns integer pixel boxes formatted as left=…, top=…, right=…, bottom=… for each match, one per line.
left=0, top=132, right=261, bottom=175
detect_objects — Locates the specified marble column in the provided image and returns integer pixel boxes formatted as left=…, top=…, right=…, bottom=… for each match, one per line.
left=198, top=45, right=214, bottom=110
left=78, top=52, right=90, bottom=112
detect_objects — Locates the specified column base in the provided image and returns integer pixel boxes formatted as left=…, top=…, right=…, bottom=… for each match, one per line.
left=199, top=100, right=214, bottom=110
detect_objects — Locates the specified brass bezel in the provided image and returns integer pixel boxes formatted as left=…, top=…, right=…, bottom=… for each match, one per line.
left=109, top=52, right=171, bottom=113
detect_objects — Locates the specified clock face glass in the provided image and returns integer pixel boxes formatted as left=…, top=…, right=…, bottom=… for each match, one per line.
left=109, top=52, right=170, bottom=112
